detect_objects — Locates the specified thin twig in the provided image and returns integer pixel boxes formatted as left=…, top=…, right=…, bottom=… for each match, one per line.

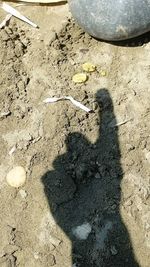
left=114, top=118, right=133, bottom=127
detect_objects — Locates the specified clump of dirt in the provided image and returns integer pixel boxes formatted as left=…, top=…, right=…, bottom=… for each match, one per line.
left=0, top=9, right=150, bottom=267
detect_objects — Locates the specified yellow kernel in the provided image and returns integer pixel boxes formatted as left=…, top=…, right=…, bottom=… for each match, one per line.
left=72, top=73, right=87, bottom=83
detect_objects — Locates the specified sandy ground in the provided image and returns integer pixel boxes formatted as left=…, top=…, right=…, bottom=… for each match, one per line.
left=0, top=3, right=150, bottom=267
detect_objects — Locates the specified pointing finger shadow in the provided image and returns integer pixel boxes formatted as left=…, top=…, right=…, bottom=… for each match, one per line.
left=41, top=88, right=139, bottom=267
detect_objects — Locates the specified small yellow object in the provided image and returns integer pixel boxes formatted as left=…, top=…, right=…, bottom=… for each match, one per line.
left=82, top=62, right=96, bottom=72
left=99, top=70, right=107, bottom=77
left=72, top=73, right=87, bottom=83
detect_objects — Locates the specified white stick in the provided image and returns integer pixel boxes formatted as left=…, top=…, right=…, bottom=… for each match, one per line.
left=1, top=2, right=38, bottom=28
left=0, top=13, right=12, bottom=29
left=8, top=0, right=67, bottom=3
left=9, top=145, right=17, bottom=156
left=43, top=96, right=93, bottom=113
left=114, top=118, right=133, bottom=127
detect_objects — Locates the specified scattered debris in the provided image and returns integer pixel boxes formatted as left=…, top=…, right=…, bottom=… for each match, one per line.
left=0, top=110, right=11, bottom=119
left=144, top=149, right=150, bottom=163
left=82, top=62, right=96, bottom=72
left=9, top=145, right=17, bottom=156
left=1, top=2, right=38, bottom=28
left=19, top=189, right=28, bottom=199
left=0, top=13, right=12, bottom=29
left=6, top=166, right=26, bottom=188
left=72, top=73, right=87, bottom=83
left=72, top=222, right=92, bottom=240
left=43, top=96, right=92, bottom=113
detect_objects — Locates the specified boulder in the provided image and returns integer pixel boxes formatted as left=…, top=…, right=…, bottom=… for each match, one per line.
left=68, top=0, right=150, bottom=41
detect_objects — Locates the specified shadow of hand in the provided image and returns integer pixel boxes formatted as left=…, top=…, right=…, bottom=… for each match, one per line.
left=41, top=89, right=139, bottom=267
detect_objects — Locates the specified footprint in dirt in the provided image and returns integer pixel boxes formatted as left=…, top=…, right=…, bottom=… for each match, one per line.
left=41, top=89, right=139, bottom=267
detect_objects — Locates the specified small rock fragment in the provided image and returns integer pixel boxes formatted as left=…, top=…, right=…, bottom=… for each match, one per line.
left=19, top=189, right=27, bottom=199
left=6, top=166, right=26, bottom=188
left=82, top=62, right=96, bottom=72
left=72, top=73, right=87, bottom=83
left=9, top=145, right=17, bottom=156
left=145, top=151, right=150, bottom=163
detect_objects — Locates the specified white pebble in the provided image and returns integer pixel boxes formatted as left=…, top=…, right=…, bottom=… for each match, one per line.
left=19, top=189, right=27, bottom=198
left=145, top=151, right=150, bottom=163
left=6, top=166, right=26, bottom=188
left=34, top=252, right=40, bottom=260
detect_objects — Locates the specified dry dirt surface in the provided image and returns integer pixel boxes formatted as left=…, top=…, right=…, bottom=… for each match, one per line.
left=0, top=4, right=150, bottom=267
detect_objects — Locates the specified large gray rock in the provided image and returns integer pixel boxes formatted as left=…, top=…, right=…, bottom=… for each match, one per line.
left=68, top=0, right=150, bottom=41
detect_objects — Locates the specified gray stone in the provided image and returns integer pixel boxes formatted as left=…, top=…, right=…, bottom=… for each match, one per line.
left=68, top=0, right=150, bottom=41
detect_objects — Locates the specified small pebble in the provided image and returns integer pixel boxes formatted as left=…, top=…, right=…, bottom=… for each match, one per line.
left=145, top=151, right=150, bottom=163
left=19, top=189, right=27, bottom=199
left=6, top=166, right=26, bottom=188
